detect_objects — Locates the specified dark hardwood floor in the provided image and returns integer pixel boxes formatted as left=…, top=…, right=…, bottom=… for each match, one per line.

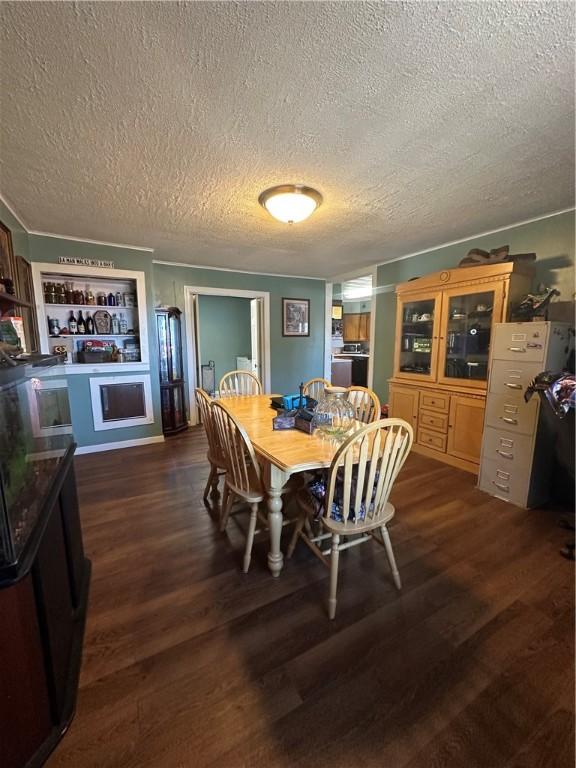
left=47, top=428, right=574, bottom=768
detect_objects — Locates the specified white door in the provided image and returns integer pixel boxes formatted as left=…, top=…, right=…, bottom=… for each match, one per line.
left=250, top=298, right=262, bottom=378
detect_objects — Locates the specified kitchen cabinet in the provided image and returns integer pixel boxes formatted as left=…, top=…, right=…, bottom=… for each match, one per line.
left=343, top=312, right=371, bottom=342
left=388, top=262, right=533, bottom=473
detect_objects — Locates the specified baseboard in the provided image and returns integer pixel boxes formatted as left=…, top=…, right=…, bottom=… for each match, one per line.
left=75, top=435, right=165, bottom=455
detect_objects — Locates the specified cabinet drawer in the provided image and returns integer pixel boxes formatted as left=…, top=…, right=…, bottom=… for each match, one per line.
left=485, top=392, right=539, bottom=436
left=418, top=427, right=447, bottom=452
left=481, top=426, right=534, bottom=468
left=489, top=360, right=544, bottom=396
left=420, top=410, right=448, bottom=433
left=420, top=391, right=449, bottom=413
left=478, top=457, right=529, bottom=507
left=491, top=323, right=549, bottom=363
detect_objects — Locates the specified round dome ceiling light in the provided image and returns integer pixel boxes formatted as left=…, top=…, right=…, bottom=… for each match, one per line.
left=258, top=184, right=323, bottom=224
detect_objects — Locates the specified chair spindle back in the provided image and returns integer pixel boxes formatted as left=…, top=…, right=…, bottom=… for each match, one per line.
left=211, top=400, right=262, bottom=496
left=346, top=386, right=381, bottom=424
left=303, top=377, right=331, bottom=402
left=219, top=370, right=263, bottom=397
left=326, top=418, right=413, bottom=526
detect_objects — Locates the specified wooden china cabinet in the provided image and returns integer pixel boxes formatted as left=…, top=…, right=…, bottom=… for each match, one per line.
left=388, top=262, right=533, bottom=473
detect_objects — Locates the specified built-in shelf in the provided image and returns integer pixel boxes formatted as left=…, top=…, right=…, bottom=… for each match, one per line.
left=44, top=303, right=136, bottom=310
left=49, top=334, right=138, bottom=340
left=32, top=263, right=150, bottom=375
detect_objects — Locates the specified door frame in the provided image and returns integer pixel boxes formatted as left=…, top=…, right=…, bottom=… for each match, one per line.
left=184, top=285, right=271, bottom=425
left=327, top=266, right=377, bottom=389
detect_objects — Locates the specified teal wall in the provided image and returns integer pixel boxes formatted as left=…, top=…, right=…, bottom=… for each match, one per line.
left=198, top=295, right=252, bottom=385
left=343, top=299, right=372, bottom=314
left=26, top=234, right=163, bottom=448
left=153, top=263, right=326, bottom=394
left=0, top=199, right=29, bottom=260
left=373, top=210, right=575, bottom=401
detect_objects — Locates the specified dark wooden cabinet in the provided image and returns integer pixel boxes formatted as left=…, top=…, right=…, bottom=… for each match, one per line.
left=156, top=307, right=187, bottom=435
left=0, top=450, right=90, bottom=768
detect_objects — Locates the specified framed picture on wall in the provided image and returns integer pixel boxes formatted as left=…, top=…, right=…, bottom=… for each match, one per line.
left=282, top=297, right=310, bottom=337
left=0, top=220, right=16, bottom=285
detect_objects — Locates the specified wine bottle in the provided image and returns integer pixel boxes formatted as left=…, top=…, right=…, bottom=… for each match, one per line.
left=85, top=313, right=94, bottom=334
left=68, top=311, right=78, bottom=334
left=77, top=310, right=86, bottom=334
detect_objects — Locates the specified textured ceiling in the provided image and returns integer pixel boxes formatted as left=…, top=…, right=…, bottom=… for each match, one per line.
left=0, top=1, right=574, bottom=278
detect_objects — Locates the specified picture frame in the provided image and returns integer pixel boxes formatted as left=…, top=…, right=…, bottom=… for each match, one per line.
left=282, top=297, right=310, bottom=337
left=0, top=220, right=16, bottom=285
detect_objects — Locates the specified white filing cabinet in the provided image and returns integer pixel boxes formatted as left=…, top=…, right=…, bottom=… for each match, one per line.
left=478, top=321, right=571, bottom=508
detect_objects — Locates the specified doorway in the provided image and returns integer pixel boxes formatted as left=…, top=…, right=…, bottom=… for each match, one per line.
left=328, top=268, right=377, bottom=390
left=184, top=286, right=271, bottom=424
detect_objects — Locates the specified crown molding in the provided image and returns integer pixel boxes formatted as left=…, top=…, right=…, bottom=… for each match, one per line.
left=371, top=206, right=575, bottom=271
left=0, top=191, right=31, bottom=231
left=152, top=259, right=325, bottom=281
left=28, top=230, right=154, bottom=252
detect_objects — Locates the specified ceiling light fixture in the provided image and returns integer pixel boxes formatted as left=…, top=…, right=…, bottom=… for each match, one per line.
left=258, top=184, right=323, bottom=224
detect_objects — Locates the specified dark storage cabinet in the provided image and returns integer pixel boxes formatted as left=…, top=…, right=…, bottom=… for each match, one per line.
left=156, top=307, right=187, bottom=434
left=0, top=357, right=90, bottom=768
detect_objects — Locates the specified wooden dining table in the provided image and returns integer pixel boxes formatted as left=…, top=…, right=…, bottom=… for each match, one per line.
left=221, top=394, right=364, bottom=578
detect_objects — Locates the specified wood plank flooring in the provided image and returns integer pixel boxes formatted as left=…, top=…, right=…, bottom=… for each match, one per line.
left=48, top=428, right=574, bottom=768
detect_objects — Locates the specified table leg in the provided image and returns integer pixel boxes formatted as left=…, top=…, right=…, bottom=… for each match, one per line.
left=266, top=464, right=290, bottom=578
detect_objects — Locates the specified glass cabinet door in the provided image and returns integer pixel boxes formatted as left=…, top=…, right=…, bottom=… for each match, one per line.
left=157, top=313, right=169, bottom=383
left=438, top=283, right=504, bottom=387
left=169, top=311, right=183, bottom=380
left=395, top=293, right=441, bottom=381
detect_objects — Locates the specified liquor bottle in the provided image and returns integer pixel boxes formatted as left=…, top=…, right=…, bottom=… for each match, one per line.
left=107, top=292, right=116, bottom=306
left=78, top=288, right=85, bottom=305
left=119, top=313, right=128, bottom=334
left=68, top=310, right=78, bottom=334
left=85, top=313, right=94, bottom=334
left=64, top=281, right=74, bottom=303
left=111, top=313, right=120, bottom=334
left=115, top=291, right=123, bottom=306
left=86, top=285, right=95, bottom=305
left=77, top=310, right=86, bottom=334
left=97, top=292, right=106, bottom=306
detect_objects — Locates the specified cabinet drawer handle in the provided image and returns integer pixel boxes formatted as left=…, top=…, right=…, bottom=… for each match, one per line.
left=493, top=481, right=510, bottom=492
left=497, top=450, right=514, bottom=459
left=500, top=416, right=518, bottom=425
left=508, top=347, right=526, bottom=353
left=504, top=382, right=522, bottom=389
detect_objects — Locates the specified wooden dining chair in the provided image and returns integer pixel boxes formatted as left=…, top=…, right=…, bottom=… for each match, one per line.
left=211, top=400, right=302, bottom=572
left=303, top=377, right=331, bottom=402
left=346, top=385, right=381, bottom=424
left=219, top=370, right=263, bottom=397
left=288, top=418, right=413, bottom=619
left=195, top=388, right=227, bottom=503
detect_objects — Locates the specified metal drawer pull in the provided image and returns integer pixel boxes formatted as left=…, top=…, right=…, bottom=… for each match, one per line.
left=504, top=382, right=522, bottom=389
left=500, top=416, right=518, bottom=425
left=497, top=450, right=514, bottom=459
left=508, top=347, right=526, bottom=353
left=493, top=482, right=510, bottom=492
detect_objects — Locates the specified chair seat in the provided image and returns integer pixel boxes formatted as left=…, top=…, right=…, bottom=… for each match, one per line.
left=296, top=488, right=395, bottom=533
